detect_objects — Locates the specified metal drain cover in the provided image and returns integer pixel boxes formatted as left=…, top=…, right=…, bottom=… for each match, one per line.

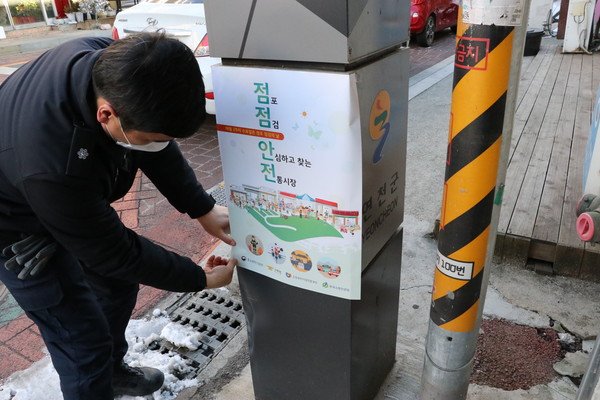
left=157, top=289, right=245, bottom=374
left=208, top=183, right=227, bottom=207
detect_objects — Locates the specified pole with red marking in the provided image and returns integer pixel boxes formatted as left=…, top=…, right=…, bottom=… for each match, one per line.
left=420, top=1, right=531, bottom=398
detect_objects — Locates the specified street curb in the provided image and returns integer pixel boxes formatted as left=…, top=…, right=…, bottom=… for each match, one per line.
left=0, top=29, right=112, bottom=56
left=408, top=55, right=454, bottom=100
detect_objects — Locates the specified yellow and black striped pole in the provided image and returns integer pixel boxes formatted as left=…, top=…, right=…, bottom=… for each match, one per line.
left=420, top=2, right=530, bottom=398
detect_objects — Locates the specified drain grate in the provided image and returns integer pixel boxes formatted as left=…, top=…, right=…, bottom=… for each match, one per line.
left=155, top=289, right=245, bottom=374
left=208, top=183, right=227, bottom=207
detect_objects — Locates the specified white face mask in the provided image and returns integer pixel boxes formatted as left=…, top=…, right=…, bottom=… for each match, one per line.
left=121, top=140, right=170, bottom=152
left=105, top=118, right=170, bottom=152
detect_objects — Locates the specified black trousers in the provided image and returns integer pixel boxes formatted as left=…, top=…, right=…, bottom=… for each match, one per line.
left=0, top=243, right=139, bottom=400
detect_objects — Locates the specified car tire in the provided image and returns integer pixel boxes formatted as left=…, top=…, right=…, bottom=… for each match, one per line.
left=417, top=15, right=435, bottom=47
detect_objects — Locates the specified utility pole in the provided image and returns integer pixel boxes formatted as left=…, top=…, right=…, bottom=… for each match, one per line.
left=420, top=1, right=532, bottom=398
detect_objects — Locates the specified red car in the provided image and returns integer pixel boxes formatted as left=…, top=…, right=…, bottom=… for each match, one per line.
left=410, top=0, right=459, bottom=47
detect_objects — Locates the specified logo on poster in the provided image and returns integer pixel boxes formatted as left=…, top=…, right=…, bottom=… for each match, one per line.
left=370, top=90, right=391, bottom=164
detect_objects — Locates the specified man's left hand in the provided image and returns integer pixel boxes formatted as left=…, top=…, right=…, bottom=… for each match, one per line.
left=197, top=205, right=236, bottom=246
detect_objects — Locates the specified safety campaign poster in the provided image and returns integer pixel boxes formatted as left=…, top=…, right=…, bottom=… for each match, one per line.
left=213, top=65, right=363, bottom=300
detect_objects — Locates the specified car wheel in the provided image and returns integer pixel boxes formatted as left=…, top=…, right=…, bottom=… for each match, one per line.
left=417, top=15, right=435, bottom=47
left=450, top=24, right=457, bottom=34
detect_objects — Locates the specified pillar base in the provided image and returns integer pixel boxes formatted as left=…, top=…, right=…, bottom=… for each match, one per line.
left=238, top=229, right=403, bottom=400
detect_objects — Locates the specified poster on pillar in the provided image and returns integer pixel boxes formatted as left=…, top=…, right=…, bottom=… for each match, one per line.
left=213, top=65, right=364, bottom=299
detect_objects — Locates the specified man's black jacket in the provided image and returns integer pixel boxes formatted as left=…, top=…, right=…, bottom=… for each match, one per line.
left=0, top=37, right=214, bottom=292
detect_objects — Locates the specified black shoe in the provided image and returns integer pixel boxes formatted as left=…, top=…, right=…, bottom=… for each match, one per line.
left=113, top=362, right=164, bottom=396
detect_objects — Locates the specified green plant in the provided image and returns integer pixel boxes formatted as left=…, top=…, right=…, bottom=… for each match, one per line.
left=64, top=4, right=74, bottom=12
left=64, top=1, right=79, bottom=13
left=14, top=0, right=40, bottom=17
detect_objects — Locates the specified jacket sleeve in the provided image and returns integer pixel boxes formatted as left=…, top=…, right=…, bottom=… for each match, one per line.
left=139, top=141, right=216, bottom=219
left=19, top=173, right=207, bottom=292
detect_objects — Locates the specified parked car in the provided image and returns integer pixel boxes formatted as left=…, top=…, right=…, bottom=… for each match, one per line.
left=112, top=0, right=220, bottom=115
left=410, top=0, right=458, bottom=47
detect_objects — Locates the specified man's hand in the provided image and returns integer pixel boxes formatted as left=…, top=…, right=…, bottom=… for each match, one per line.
left=203, top=255, right=237, bottom=289
left=197, top=205, right=236, bottom=246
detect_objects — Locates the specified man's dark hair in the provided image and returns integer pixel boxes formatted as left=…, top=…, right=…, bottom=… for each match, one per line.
left=92, top=32, right=206, bottom=138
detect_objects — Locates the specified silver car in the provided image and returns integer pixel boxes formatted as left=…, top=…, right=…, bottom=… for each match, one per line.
left=112, top=0, right=220, bottom=114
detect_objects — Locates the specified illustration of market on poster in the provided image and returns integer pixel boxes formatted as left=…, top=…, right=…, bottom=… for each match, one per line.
left=214, top=66, right=366, bottom=299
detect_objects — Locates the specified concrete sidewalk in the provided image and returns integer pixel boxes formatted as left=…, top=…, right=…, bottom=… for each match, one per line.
left=0, top=27, right=112, bottom=56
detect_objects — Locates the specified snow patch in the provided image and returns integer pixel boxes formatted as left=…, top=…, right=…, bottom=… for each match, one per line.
left=0, top=313, right=202, bottom=400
